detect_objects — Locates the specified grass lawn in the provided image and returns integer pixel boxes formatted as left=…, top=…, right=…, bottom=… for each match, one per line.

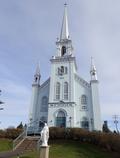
left=17, top=140, right=119, bottom=158
left=0, top=139, right=12, bottom=152
left=0, top=139, right=119, bottom=158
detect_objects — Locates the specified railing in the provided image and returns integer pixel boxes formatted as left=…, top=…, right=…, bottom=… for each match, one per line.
left=13, top=128, right=26, bottom=150
left=37, top=138, right=41, bottom=151
left=13, top=119, right=45, bottom=150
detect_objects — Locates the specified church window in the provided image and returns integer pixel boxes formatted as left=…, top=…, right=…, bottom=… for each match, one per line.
left=64, top=82, right=68, bottom=100
left=61, top=46, right=66, bottom=56
left=61, top=66, right=64, bottom=73
left=81, top=117, right=89, bottom=130
left=81, top=95, right=87, bottom=104
left=56, top=82, right=60, bottom=100
left=41, top=96, right=48, bottom=112
left=81, top=105, right=87, bottom=110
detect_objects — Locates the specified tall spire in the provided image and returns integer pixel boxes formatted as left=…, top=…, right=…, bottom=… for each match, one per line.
left=35, top=62, right=40, bottom=75
left=90, top=57, right=98, bottom=80
left=33, top=62, right=41, bottom=85
left=60, top=3, right=69, bottom=40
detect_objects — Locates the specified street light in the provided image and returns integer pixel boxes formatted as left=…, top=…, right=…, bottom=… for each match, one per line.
left=69, top=117, right=72, bottom=128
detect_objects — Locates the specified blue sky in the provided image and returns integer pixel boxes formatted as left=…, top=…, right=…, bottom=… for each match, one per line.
left=0, top=0, right=120, bottom=131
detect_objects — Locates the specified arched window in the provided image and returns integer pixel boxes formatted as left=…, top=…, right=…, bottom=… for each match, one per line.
left=64, top=82, right=68, bottom=100
left=81, top=117, right=89, bottom=130
left=81, top=95, right=87, bottom=104
left=56, top=111, right=66, bottom=127
left=61, top=46, right=66, bottom=56
left=56, top=82, right=60, bottom=100
left=41, top=96, right=48, bottom=112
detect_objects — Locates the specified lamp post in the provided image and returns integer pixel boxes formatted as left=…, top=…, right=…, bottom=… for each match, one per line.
left=69, top=117, right=72, bottom=128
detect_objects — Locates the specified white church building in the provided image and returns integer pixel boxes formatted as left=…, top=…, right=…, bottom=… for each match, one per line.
left=28, top=5, right=101, bottom=134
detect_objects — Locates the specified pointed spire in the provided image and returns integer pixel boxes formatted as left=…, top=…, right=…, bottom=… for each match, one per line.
left=90, top=57, right=98, bottom=80
left=35, top=62, right=40, bottom=75
left=60, top=3, right=69, bottom=40
left=33, top=62, right=41, bottom=85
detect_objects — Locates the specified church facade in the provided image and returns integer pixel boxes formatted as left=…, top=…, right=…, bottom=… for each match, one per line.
left=28, top=5, right=101, bottom=134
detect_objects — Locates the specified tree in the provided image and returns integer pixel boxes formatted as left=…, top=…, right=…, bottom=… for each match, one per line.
left=102, top=121, right=111, bottom=133
left=17, top=122, right=23, bottom=129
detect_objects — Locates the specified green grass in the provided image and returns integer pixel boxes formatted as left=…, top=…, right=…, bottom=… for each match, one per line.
left=0, top=139, right=12, bottom=152
left=18, top=140, right=119, bottom=158
left=0, top=139, right=119, bottom=158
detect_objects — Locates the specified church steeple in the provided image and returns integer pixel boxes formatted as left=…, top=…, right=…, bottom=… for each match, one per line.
left=60, top=3, right=69, bottom=40
left=55, top=4, right=73, bottom=57
left=33, top=63, right=41, bottom=85
left=90, top=57, right=98, bottom=81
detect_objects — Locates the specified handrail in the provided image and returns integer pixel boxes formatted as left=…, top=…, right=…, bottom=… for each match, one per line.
left=13, top=119, right=45, bottom=150
left=13, top=129, right=26, bottom=150
left=37, top=137, right=41, bottom=151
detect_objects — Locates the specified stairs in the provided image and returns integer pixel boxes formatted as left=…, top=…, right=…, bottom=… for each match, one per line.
left=0, top=136, right=40, bottom=158
left=15, top=136, right=40, bottom=152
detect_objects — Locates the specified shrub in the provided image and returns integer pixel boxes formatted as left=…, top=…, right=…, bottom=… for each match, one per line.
left=49, top=127, right=120, bottom=153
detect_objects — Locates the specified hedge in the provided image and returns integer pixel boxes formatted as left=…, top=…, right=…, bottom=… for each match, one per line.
left=49, top=127, right=120, bottom=153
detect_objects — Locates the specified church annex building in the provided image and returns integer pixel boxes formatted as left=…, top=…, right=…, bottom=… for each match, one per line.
left=28, top=5, right=101, bottom=134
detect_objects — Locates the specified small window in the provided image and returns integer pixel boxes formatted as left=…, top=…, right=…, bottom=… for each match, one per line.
left=61, top=66, right=64, bottom=73
left=81, top=117, right=89, bottom=130
left=61, top=46, right=66, bottom=56
left=81, top=95, right=87, bottom=104
left=81, top=106, right=87, bottom=110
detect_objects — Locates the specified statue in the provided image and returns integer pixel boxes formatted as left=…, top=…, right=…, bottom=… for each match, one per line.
left=40, top=123, right=49, bottom=147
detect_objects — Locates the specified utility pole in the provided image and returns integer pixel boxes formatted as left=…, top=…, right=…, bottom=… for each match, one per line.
left=0, top=90, right=4, bottom=110
left=113, top=115, right=119, bottom=133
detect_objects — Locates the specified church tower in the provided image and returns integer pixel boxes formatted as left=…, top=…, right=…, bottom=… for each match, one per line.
left=90, top=58, right=101, bottom=130
left=48, top=4, right=77, bottom=127
left=28, top=63, right=41, bottom=130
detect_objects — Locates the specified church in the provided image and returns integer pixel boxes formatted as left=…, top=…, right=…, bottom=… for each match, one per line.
left=28, top=5, right=101, bottom=134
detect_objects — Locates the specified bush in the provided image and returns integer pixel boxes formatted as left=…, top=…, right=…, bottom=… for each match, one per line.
left=5, top=128, right=23, bottom=139
left=49, top=127, right=120, bottom=153
left=0, top=128, right=23, bottom=139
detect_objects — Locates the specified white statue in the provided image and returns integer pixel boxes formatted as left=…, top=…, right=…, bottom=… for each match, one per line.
left=40, top=123, right=49, bottom=147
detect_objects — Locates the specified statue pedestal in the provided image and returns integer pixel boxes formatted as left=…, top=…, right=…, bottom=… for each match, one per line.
left=39, top=146, right=49, bottom=158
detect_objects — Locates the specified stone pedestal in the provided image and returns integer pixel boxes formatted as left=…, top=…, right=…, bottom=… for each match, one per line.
left=39, top=146, right=49, bottom=158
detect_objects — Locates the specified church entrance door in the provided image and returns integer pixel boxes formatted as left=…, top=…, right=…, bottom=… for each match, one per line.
left=56, top=111, right=66, bottom=128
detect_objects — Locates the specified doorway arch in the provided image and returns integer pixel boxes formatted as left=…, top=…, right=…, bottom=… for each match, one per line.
left=56, top=110, right=66, bottom=127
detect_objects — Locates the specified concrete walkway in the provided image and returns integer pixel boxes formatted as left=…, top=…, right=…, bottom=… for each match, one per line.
left=0, top=150, right=23, bottom=158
